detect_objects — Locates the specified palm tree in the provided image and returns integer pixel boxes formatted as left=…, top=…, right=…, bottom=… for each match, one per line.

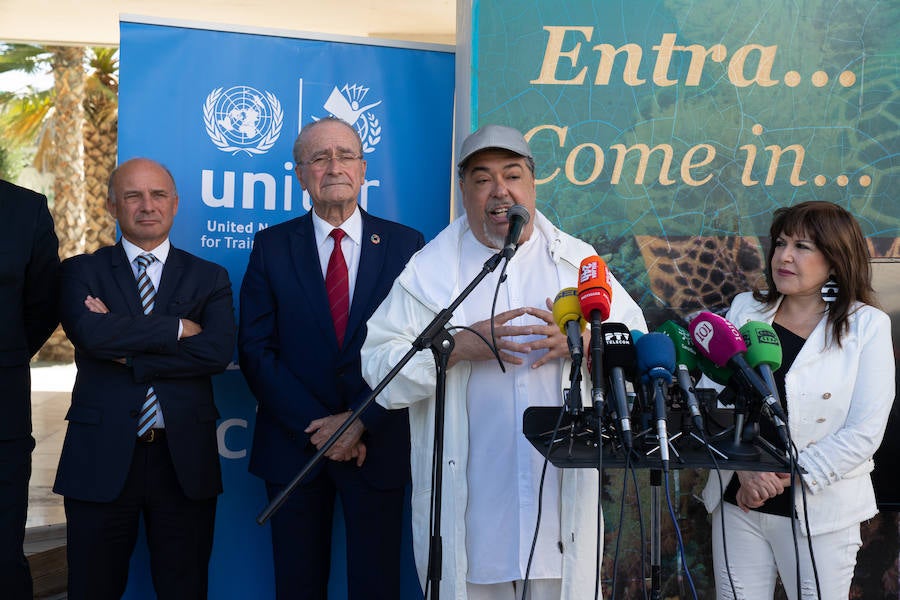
left=82, top=48, right=118, bottom=250
left=1, top=43, right=119, bottom=361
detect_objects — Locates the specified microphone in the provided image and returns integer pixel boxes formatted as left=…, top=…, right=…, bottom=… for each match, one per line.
left=601, top=322, right=636, bottom=451
left=688, top=311, right=789, bottom=447
left=739, top=320, right=788, bottom=445
left=635, top=332, right=676, bottom=470
left=656, top=320, right=704, bottom=432
left=576, top=256, right=612, bottom=323
left=552, top=288, right=586, bottom=366
left=577, top=256, right=613, bottom=425
left=501, top=204, right=531, bottom=259
left=739, top=321, right=783, bottom=404
left=697, top=355, right=733, bottom=387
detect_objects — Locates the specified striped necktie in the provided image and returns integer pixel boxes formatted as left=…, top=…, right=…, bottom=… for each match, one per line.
left=135, top=253, right=160, bottom=438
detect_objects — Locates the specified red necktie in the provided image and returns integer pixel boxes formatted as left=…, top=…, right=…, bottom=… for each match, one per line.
left=325, top=229, right=349, bottom=347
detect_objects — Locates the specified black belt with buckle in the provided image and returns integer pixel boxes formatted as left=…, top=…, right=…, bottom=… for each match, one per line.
left=138, top=429, right=165, bottom=443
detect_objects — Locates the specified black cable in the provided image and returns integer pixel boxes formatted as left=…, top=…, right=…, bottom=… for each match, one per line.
left=791, top=438, right=823, bottom=600
left=488, top=258, right=511, bottom=373
left=632, top=463, right=649, bottom=600
left=521, top=404, right=566, bottom=600
left=610, top=451, right=631, bottom=600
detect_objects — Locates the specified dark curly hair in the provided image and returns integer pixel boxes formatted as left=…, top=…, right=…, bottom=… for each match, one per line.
left=753, top=201, right=876, bottom=347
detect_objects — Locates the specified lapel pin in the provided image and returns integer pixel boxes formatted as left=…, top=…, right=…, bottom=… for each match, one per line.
left=370, top=234, right=381, bottom=245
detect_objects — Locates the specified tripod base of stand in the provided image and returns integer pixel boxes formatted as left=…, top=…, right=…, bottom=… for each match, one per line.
left=709, top=437, right=761, bottom=460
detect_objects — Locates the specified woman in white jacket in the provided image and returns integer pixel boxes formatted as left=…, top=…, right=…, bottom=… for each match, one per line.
left=702, top=201, right=895, bottom=599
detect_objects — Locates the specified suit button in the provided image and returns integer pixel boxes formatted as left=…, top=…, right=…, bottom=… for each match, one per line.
left=816, top=417, right=826, bottom=423
left=822, top=393, right=832, bottom=399
left=129, top=410, right=139, bottom=418
left=288, top=432, right=296, bottom=441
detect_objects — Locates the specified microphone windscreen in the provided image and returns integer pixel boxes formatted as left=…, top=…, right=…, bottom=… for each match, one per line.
left=656, top=320, right=698, bottom=370
left=688, top=311, right=746, bottom=368
left=577, top=256, right=612, bottom=321
left=601, top=322, right=636, bottom=372
left=508, top=204, right=530, bottom=225
left=635, top=332, right=675, bottom=384
left=740, top=321, right=783, bottom=370
left=697, top=355, right=734, bottom=386
left=552, top=288, right=585, bottom=334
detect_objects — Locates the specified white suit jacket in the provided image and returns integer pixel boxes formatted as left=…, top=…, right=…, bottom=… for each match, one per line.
left=702, top=292, right=895, bottom=536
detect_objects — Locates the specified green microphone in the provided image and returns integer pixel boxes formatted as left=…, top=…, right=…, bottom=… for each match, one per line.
left=656, top=320, right=704, bottom=430
left=697, top=355, right=733, bottom=387
left=739, top=320, right=790, bottom=447
left=738, top=320, right=783, bottom=405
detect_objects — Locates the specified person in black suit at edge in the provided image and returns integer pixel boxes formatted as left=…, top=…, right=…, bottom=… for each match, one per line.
left=54, top=158, right=235, bottom=599
left=239, top=117, right=425, bottom=599
left=0, top=179, right=59, bottom=600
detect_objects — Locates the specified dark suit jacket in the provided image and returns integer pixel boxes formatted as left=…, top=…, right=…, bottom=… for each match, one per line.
left=54, top=242, right=235, bottom=502
left=239, top=208, right=424, bottom=489
left=0, top=180, right=59, bottom=440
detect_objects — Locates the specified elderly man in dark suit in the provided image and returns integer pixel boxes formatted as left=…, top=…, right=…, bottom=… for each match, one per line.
left=54, top=158, right=234, bottom=599
left=0, top=179, right=59, bottom=600
left=239, top=117, right=424, bottom=600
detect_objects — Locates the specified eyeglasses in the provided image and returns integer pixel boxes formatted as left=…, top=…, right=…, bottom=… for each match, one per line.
left=299, top=153, right=362, bottom=170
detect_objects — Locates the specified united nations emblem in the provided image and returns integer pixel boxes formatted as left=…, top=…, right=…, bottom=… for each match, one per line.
left=320, top=83, right=382, bottom=154
left=203, top=86, right=284, bottom=156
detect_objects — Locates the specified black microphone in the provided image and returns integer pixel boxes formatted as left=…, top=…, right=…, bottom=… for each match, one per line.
left=601, top=323, right=636, bottom=451
left=501, top=205, right=531, bottom=259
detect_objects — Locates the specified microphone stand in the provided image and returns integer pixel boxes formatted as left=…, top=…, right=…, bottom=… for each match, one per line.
left=257, top=250, right=509, bottom=600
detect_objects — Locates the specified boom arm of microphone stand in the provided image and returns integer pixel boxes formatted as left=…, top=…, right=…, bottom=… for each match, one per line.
left=255, top=320, right=443, bottom=525
left=257, top=250, right=506, bottom=525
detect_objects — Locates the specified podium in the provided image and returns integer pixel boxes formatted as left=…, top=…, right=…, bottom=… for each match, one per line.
left=523, top=405, right=791, bottom=472
left=523, top=403, right=792, bottom=599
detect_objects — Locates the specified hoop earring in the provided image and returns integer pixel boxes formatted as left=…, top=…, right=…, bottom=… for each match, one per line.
left=821, top=277, right=839, bottom=303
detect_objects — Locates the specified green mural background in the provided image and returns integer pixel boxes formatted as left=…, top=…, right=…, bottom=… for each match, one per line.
left=472, top=0, right=900, bottom=597
left=474, top=0, right=899, bottom=322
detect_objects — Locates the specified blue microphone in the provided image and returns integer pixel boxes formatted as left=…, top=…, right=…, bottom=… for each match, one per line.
left=635, top=332, right=676, bottom=470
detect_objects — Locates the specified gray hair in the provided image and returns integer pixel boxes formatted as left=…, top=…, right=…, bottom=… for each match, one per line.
left=292, top=116, right=363, bottom=164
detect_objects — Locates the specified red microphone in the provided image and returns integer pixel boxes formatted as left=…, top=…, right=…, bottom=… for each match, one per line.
left=577, top=256, right=612, bottom=427
left=577, top=256, right=612, bottom=322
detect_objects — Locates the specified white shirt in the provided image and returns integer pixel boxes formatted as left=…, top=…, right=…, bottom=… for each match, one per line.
left=121, top=236, right=172, bottom=429
left=461, top=227, right=563, bottom=583
left=311, top=206, right=362, bottom=302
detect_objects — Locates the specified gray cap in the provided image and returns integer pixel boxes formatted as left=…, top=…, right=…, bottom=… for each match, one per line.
left=457, top=124, right=533, bottom=168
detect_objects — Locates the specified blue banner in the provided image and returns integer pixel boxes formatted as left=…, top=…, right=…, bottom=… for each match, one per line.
left=119, top=18, right=454, bottom=599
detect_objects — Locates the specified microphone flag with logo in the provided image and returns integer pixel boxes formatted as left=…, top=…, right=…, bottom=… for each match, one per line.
left=689, top=311, right=789, bottom=446
left=576, top=256, right=611, bottom=322
left=577, top=256, right=612, bottom=423
left=601, top=322, right=637, bottom=451
left=739, top=320, right=784, bottom=406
